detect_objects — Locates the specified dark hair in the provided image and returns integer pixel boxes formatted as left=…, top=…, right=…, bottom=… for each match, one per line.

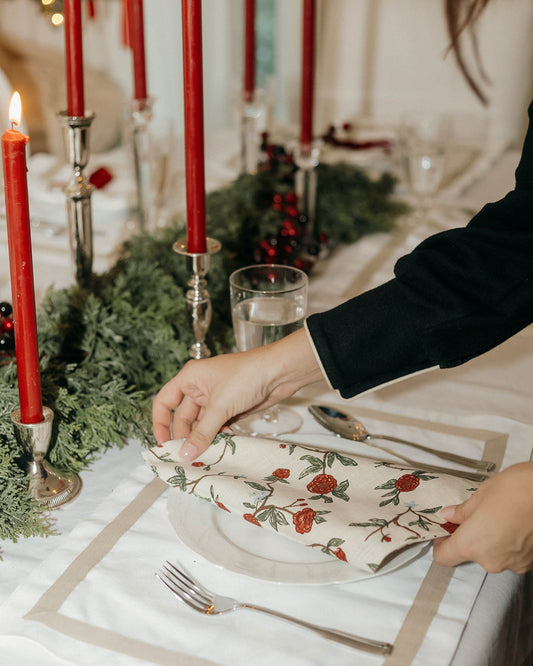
left=444, top=0, right=491, bottom=104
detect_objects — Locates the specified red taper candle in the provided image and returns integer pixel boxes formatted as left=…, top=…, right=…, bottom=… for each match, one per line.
left=1, top=93, right=43, bottom=424
left=243, top=0, right=256, bottom=103
left=181, top=0, right=207, bottom=254
left=300, top=0, right=316, bottom=150
left=64, top=0, right=85, bottom=117
left=129, top=0, right=148, bottom=101
left=122, top=0, right=131, bottom=48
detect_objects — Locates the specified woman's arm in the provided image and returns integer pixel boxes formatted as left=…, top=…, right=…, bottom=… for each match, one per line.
left=307, top=102, right=533, bottom=398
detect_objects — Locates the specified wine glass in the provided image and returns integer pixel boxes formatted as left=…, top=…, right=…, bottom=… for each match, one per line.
left=399, top=112, right=450, bottom=226
left=229, top=264, right=308, bottom=436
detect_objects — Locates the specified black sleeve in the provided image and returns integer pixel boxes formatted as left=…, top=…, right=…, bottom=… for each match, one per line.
left=306, top=101, right=533, bottom=399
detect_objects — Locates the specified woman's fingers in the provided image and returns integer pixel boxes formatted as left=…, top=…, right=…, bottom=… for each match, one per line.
left=152, top=379, right=185, bottom=444
left=172, top=394, right=203, bottom=439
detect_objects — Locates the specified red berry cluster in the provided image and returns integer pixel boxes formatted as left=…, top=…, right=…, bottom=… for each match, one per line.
left=307, top=473, right=338, bottom=495
left=253, top=132, right=331, bottom=273
left=293, top=507, right=316, bottom=534
left=332, top=547, right=347, bottom=561
left=0, top=302, right=14, bottom=355
left=253, top=190, right=315, bottom=270
left=259, top=132, right=294, bottom=169
left=394, top=474, right=421, bottom=493
left=272, top=468, right=290, bottom=480
left=243, top=513, right=261, bottom=527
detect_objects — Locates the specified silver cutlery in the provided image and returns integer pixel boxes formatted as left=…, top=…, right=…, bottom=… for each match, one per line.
left=157, top=560, right=394, bottom=656
left=309, top=405, right=495, bottom=472
left=276, top=435, right=488, bottom=483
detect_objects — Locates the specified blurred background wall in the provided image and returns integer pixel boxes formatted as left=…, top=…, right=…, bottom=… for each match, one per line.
left=0, top=0, right=531, bottom=157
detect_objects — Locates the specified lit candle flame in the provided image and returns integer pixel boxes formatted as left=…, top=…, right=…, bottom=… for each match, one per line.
left=9, top=92, right=22, bottom=128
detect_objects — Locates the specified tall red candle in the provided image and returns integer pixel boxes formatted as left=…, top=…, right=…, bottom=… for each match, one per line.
left=1, top=93, right=42, bottom=425
left=64, top=0, right=85, bottom=117
left=181, top=0, right=207, bottom=254
left=129, top=0, right=148, bottom=101
left=122, top=0, right=131, bottom=48
left=243, top=0, right=256, bottom=103
left=300, top=0, right=316, bottom=150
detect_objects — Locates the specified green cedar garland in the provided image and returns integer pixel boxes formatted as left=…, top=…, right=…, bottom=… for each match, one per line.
left=0, top=161, right=408, bottom=545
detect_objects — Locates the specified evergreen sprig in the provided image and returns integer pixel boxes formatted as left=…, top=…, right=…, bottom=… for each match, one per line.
left=0, top=161, right=408, bottom=544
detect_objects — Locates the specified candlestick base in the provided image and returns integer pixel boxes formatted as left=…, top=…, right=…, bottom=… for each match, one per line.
left=173, top=238, right=222, bottom=359
left=11, top=406, right=82, bottom=508
left=59, top=111, right=95, bottom=287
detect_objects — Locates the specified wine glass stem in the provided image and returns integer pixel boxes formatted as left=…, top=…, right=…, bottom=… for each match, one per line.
left=416, top=196, right=431, bottom=220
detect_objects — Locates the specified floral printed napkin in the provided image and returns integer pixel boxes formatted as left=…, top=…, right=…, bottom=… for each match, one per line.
left=143, top=433, right=479, bottom=573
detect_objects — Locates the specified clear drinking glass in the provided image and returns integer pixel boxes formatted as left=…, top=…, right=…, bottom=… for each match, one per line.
left=230, top=264, right=308, bottom=436
left=399, top=112, right=450, bottom=225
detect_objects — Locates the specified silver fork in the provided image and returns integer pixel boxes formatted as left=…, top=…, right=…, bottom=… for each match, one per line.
left=156, top=561, right=393, bottom=656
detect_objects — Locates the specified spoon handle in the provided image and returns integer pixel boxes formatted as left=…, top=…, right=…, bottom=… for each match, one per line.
left=369, top=434, right=495, bottom=472
left=275, top=436, right=488, bottom=482
left=363, top=441, right=489, bottom=482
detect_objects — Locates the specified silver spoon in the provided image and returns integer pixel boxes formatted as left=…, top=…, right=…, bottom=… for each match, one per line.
left=308, top=405, right=495, bottom=472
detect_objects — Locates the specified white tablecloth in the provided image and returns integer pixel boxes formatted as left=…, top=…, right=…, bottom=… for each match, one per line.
left=0, top=398, right=532, bottom=665
left=1, top=147, right=532, bottom=665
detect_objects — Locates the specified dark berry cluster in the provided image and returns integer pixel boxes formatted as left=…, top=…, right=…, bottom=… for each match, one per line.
left=252, top=133, right=331, bottom=273
left=253, top=190, right=313, bottom=268
left=0, top=301, right=14, bottom=355
left=253, top=190, right=331, bottom=273
left=259, top=132, right=295, bottom=169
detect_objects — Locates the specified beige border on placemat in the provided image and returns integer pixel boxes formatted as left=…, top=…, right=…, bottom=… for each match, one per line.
left=338, top=403, right=507, bottom=665
left=25, top=477, right=218, bottom=666
left=23, top=412, right=508, bottom=666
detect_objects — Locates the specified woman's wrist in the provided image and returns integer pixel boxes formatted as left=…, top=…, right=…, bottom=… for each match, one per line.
left=265, top=328, right=324, bottom=396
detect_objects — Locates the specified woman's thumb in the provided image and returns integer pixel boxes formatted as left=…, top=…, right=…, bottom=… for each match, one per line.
left=440, top=503, right=467, bottom=525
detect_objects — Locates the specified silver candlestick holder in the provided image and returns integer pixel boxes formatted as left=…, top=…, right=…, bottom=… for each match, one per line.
left=127, top=97, right=155, bottom=232
left=294, top=141, right=321, bottom=250
left=11, top=406, right=82, bottom=508
left=239, top=90, right=269, bottom=175
left=173, top=237, right=221, bottom=359
left=59, top=111, right=95, bottom=287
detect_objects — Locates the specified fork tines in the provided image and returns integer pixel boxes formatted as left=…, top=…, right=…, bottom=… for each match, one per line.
left=157, top=561, right=215, bottom=614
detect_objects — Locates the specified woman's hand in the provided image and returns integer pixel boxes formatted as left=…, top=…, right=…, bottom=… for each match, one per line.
left=433, top=462, right=533, bottom=574
left=152, top=328, right=323, bottom=460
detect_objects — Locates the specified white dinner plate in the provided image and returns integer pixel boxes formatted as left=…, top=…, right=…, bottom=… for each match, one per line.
left=166, top=433, right=430, bottom=585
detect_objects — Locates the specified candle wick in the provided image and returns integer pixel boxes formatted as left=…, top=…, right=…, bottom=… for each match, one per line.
left=10, top=121, right=17, bottom=130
